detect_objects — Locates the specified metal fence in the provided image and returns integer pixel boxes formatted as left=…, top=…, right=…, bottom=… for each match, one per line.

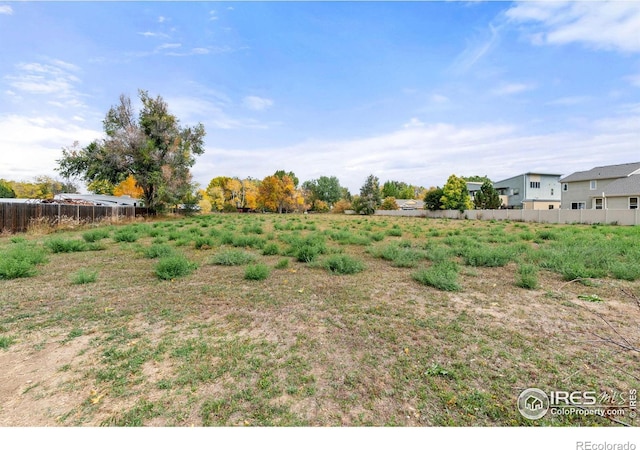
left=0, top=202, right=149, bottom=233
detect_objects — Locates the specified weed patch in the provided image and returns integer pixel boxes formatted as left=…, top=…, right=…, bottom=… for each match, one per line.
left=244, top=263, right=271, bottom=281
left=155, top=255, right=197, bottom=280
left=321, top=254, right=366, bottom=275
left=412, top=261, right=461, bottom=291
left=209, top=249, right=256, bottom=266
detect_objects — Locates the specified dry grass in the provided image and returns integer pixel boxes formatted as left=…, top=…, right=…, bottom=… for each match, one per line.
left=0, top=214, right=638, bottom=427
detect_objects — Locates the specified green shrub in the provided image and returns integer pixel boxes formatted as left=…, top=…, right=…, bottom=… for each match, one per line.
left=209, top=249, right=256, bottom=266
left=142, top=244, right=175, bottom=259
left=262, top=242, right=280, bottom=256
left=286, top=234, right=327, bottom=263
left=386, top=227, right=402, bottom=237
left=322, top=254, right=366, bottom=275
left=71, top=269, right=98, bottom=285
left=83, top=228, right=111, bottom=242
left=368, top=243, right=426, bottom=268
left=241, top=223, right=264, bottom=235
left=275, top=258, right=290, bottom=269
left=515, top=264, right=538, bottom=289
left=244, top=263, right=270, bottom=281
left=113, top=228, right=139, bottom=243
left=9, top=236, right=26, bottom=244
left=462, top=246, right=513, bottom=267
left=194, top=237, right=214, bottom=249
left=155, top=255, right=198, bottom=280
left=232, top=235, right=265, bottom=249
left=0, top=335, right=15, bottom=349
left=0, top=243, right=48, bottom=280
left=45, top=238, right=88, bottom=253
left=412, top=262, right=461, bottom=291
left=610, top=262, right=640, bottom=281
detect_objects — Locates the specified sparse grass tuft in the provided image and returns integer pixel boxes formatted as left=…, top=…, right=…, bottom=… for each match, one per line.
left=275, top=258, right=290, bottom=269
left=71, top=269, right=98, bottom=285
left=515, top=264, right=538, bottom=289
left=0, top=336, right=15, bottom=350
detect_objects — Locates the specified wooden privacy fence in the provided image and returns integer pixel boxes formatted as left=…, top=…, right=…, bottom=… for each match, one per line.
left=0, top=202, right=149, bottom=233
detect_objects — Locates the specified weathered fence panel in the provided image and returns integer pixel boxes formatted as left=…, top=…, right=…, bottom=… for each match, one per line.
left=0, top=202, right=144, bottom=233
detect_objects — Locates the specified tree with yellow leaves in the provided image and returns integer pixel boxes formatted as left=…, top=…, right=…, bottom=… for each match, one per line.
left=113, top=174, right=144, bottom=198
left=257, top=174, right=296, bottom=213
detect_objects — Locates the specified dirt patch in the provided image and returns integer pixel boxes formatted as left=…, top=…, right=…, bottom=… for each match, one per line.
left=0, top=333, right=93, bottom=426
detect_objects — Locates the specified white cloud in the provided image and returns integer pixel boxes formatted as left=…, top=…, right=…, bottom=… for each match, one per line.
left=243, top=96, right=274, bottom=111
left=138, top=31, right=169, bottom=39
left=626, top=73, right=640, bottom=87
left=157, top=43, right=181, bottom=51
left=430, top=94, right=450, bottom=104
left=546, top=96, right=591, bottom=106
left=166, top=95, right=268, bottom=130
left=0, top=5, right=13, bottom=15
left=4, top=60, right=86, bottom=109
left=158, top=16, right=167, bottom=23
left=506, top=1, right=640, bottom=53
left=491, top=82, right=535, bottom=96
left=0, top=115, right=101, bottom=181
left=451, top=22, right=501, bottom=74
left=193, top=112, right=640, bottom=193
left=209, top=10, right=218, bottom=21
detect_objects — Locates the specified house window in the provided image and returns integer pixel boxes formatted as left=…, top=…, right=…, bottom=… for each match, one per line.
left=551, top=188, right=554, bottom=196
left=563, top=183, right=568, bottom=191
left=594, top=198, right=603, bottom=210
left=630, top=197, right=639, bottom=210
left=513, top=188, right=520, bottom=196
left=548, top=205, right=554, bottom=210
left=530, top=181, right=540, bottom=189
left=590, top=180, right=597, bottom=190
left=571, top=202, right=586, bottom=210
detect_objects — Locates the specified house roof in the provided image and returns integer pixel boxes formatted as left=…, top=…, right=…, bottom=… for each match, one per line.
left=560, top=162, right=640, bottom=183
left=493, top=173, right=562, bottom=186
left=597, top=174, right=640, bottom=197
left=54, top=194, right=143, bottom=206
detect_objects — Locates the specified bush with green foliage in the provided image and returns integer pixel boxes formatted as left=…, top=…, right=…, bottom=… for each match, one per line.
left=379, top=197, right=399, bottom=211
left=0, top=243, right=48, bottom=280
left=412, top=261, right=461, bottom=291
left=209, top=249, right=256, bottom=266
left=45, top=238, right=103, bottom=253
left=142, top=244, right=176, bottom=259
left=322, top=254, right=366, bottom=275
left=155, top=255, right=198, bottom=280
left=244, top=263, right=271, bottom=280
left=515, top=264, right=538, bottom=289
left=82, top=228, right=111, bottom=242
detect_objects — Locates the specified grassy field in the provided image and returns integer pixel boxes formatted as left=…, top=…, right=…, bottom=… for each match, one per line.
left=0, top=213, right=638, bottom=426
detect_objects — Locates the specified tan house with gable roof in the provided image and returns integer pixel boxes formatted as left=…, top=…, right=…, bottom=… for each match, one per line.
left=559, top=162, right=640, bottom=210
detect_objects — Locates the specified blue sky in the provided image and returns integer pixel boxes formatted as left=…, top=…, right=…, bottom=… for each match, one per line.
left=0, top=1, right=639, bottom=194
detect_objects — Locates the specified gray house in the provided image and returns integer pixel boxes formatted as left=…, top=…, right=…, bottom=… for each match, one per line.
left=493, top=173, right=562, bottom=210
left=559, top=162, right=640, bottom=210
